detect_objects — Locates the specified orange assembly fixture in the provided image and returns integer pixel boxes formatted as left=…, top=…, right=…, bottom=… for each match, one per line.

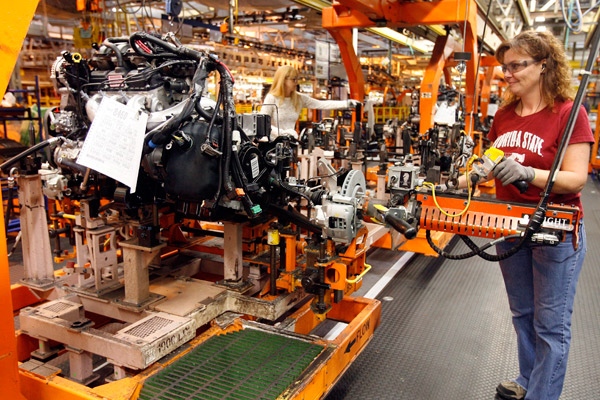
left=322, top=0, right=480, bottom=135
left=478, top=56, right=502, bottom=121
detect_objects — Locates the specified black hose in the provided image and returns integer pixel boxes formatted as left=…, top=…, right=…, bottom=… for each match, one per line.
left=158, top=59, right=197, bottom=72
left=214, top=60, right=236, bottom=198
left=425, top=230, right=480, bottom=259
left=129, top=31, right=202, bottom=60
left=266, top=204, right=323, bottom=236
left=4, top=182, right=13, bottom=233
left=205, top=89, right=223, bottom=147
left=278, top=177, right=314, bottom=207
left=195, top=100, right=222, bottom=123
left=0, top=137, right=62, bottom=174
left=231, top=146, right=249, bottom=188
left=459, top=234, right=524, bottom=261
left=106, top=37, right=130, bottom=43
left=425, top=230, right=522, bottom=260
left=58, top=158, right=89, bottom=174
left=144, top=96, right=197, bottom=149
left=101, top=39, right=124, bottom=68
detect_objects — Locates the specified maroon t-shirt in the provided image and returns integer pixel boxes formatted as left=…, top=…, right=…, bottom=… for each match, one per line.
left=487, top=100, right=594, bottom=213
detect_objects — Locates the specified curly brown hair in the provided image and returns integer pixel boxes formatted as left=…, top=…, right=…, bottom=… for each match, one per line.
left=495, top=30, right=574, bottom=109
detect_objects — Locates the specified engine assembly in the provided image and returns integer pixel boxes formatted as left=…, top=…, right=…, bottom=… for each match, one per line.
left=4, top=32, right=378, bottom=388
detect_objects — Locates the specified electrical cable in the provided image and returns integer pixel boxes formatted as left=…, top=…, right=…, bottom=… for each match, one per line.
left=115, top=0, right=143, bottom=14
left=143, top=1, right=157, bottom=32
left=100, top=39, right=124, bottom=68
left=420, top=153, right=478, bottom=217
left=459, top=233, right=525, bottom=261
left=425, top=229, right=524, bottom=260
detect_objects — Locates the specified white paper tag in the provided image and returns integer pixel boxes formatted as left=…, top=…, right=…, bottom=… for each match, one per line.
left=77, top=97, right=147, bottom=193
left=433, top=102, right=456, bottom=126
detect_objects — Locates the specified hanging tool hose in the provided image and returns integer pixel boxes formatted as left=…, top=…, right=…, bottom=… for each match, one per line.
left=0, top=137, right=63, bottom=174
left=130, top=32, right=259, bottom=217
left=427, top=23, right=600, bottom=261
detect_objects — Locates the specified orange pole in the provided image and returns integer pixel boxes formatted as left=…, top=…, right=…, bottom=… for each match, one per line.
left=323, top=26, right=366, bottom=101
left=0, top=192, right=28, bottom=400
left=479, top=56, right=502, bottom=120
left=323, top=0, right=480, bottom=135
left=419, top=34, right=449, bottom=133
left=458, top=16, right=479, bottom=136
left=0, top=0, right=39, bottom=96
left=1, top=0, right=39, bottom=398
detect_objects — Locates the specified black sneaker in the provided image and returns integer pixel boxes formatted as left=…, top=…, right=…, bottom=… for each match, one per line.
left=496, top=380, right=527, bottom=400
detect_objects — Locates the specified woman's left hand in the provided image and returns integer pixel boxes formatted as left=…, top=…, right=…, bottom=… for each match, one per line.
left=493, top=158, right=535, bottom=185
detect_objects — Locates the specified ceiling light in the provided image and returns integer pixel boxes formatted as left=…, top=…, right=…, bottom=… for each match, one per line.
left=540, top=0, right=556, bottom=12
left=294, top=0, right=432, bottom=53
left=367, top=27, right=431, bottom=54
left=534, top=16, right=546, bottom=22
left=516, top=0, right=532, bottom=26
left=291, top=0, right=331, bottom=10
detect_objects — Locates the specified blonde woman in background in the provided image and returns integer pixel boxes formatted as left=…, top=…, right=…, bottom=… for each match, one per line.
left=260, top=65, right=360, bottom=141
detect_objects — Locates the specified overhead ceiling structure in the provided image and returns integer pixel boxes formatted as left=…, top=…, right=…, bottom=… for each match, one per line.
left=35, top=1, right=464, bottom=54
left=32, top=0, right=600, bottom=52
left=28, top=0, right=600, bottom=84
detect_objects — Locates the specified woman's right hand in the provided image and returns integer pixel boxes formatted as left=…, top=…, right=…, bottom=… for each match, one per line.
left=348, top=99, right=362, bottom=108
left=281, top=129, right=299, bottom=139
left=271, top=127, right=298, bottom=140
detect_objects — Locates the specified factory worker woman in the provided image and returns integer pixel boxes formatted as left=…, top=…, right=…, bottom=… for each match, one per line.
left=260, top=65, right=360, bottom=141
left=486, top=30, right=594, bottom=400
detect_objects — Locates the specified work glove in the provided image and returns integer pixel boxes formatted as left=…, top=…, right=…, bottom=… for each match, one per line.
left=269, top=128, right=296, bottom=141
left=270, top=127, right=299, bottom=141
left=434, top=179, right=455, bottom=192
left=347, top=99, right=362, bottom=108
left=493, top=158, right=535, bottom=186
left=435, top=183, right=449, bottom=192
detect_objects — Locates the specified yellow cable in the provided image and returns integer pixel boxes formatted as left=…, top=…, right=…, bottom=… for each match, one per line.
left=346, top=263, right=372, bottom=284
left=420, top=154, right=478, bottom=218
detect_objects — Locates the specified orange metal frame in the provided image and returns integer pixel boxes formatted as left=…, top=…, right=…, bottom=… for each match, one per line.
left=5, top=201, right=379, bottom=399
left=1, top=1, right=40, bottom=398
left=478, top=55, right=502, bottom=120
left=322, top=0, right=480, bottom=134
left=416, top=192, right=581, bottom=241
left=400, top=191, right=582, bottom=255
left=590, top=114, right=600, bottom=171
left=14, top=296, right=381, bottom=400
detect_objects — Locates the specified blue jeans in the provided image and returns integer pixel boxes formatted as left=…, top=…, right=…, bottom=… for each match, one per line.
left=496, top=222, right=586, bottom=400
